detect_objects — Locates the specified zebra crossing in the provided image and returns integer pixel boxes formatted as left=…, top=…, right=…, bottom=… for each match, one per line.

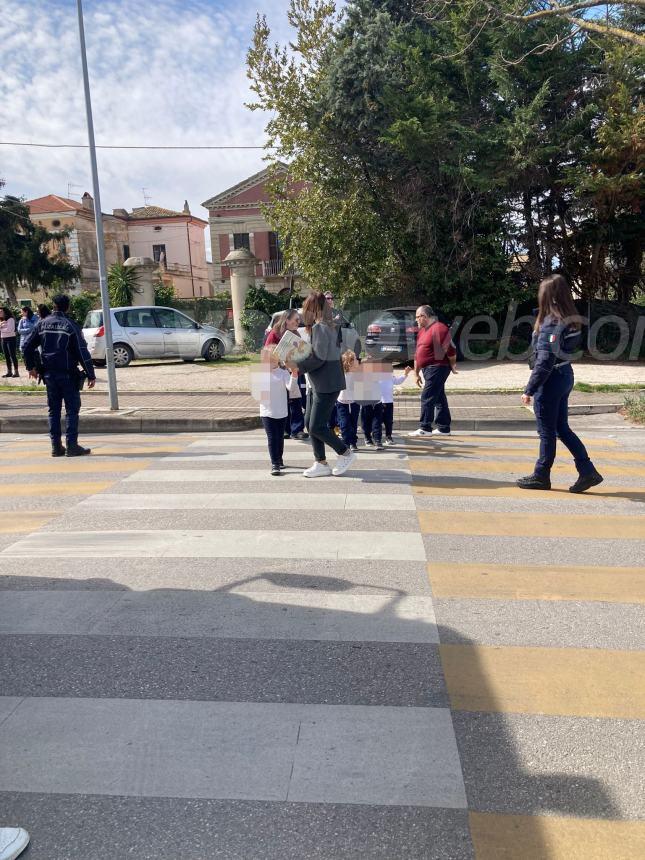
left=0, top=427, right=643, bottom=858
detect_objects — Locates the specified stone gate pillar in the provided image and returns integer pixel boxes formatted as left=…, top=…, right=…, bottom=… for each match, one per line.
left=223, top=247, right=258, bottom=348
left=124, top=257, right=157, bottom=306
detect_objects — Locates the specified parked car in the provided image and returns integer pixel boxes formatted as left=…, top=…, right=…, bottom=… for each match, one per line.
left=364, top=307, right=418, bottom=362
left=82, top=306, right=232, bottom=368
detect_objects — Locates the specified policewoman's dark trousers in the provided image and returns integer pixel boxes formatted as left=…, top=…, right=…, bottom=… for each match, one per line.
left=382, top=402, right=394, bottom=437
left=305, top=390, right=348, bottom=462
left=420, top=365, right=451, bottom=432
left=45, top=373, right=81, bottom=447
left=2, top=336, right=18, bottom=374
left=533, top=364, right=593, bottom=478
left=261, top=416, right=287, bottom=465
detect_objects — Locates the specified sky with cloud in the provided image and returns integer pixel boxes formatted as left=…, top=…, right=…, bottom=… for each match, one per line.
left=0, top=0, right=295, bottom=258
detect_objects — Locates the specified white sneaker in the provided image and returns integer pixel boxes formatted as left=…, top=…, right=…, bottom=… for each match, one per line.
left=384, top=437, right=395, bottom=446
left=431, top=428, right=451, bottom=436
left=332, top=449, right=357, bottom=476
left=303, top=461, right=332, bottom=478
left=0, top=828, right=29, bottom=860
left=408, top=428, right=432, bottom=437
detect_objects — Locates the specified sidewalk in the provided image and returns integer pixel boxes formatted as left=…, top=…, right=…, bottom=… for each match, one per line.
left=0, top=390, right=635, bottom=434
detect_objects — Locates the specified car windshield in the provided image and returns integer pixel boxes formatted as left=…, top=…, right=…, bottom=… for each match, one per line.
left=84, top=311, right=103, bottom=328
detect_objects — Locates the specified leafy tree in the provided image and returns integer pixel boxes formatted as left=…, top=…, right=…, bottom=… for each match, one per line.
left=68, top=290, right=100, bottom=326
left=0, top=194, right=79, bottom=305
left=153, top=276, right=176, bottom=306
left=107, top=262, right=139, bottom=307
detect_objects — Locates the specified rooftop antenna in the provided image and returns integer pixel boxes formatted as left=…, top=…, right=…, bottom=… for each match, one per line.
left=142, top=187, right=152, bottom=207
left=67, top=181, right=83, bottom=199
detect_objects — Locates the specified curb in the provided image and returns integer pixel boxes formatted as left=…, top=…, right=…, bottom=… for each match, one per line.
left=0, top=403, right=621, bottom=435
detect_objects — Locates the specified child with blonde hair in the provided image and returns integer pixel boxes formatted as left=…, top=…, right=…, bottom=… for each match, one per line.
left=336, top=349, right=360, bottom=451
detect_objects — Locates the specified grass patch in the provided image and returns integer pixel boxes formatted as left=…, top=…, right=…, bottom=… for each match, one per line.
left=0, top=384, right=45, bottom=395
left=623, top=394, right=645, bottom=424
left=574, top=382, right=645, bottom=393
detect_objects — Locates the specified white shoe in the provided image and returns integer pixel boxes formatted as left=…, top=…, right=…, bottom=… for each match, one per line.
left=0, top=828, right=29, bottom=860
left=408, top=428, right=432, bottom=437
left=431, top=428, right=451, bottom=436
left=332, top=449, right=357, bottom=476
left=383, top=437, right=395, bottom=446
left=303, top=461, right=332, bottom=478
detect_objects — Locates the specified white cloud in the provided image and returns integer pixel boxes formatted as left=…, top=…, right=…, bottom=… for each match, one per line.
left=0, top=0, right=294, bottom=258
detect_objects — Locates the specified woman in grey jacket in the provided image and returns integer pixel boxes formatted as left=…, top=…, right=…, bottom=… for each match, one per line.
left=294, top=292, right=357, bottom=477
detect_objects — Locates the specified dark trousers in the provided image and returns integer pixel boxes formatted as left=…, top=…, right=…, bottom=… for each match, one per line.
left=361, top=403, right=384, bottom=443
left=45, top=373, right=81, bottom=446
left=328, top=403, right=339, bottom=430
left=261, top=416, right=287, bottom=465
left=382, top=402, right=394, bottom=437
left=337, top=402, right=360, bottom=447
left=288, top=397, right=305, bottom=435
left=2, top=337, right=18, bottom=373
left=533, top=365, right=594, bottom=478
left=420, top=365, right=451, bottom=432
left=305, top=390, right=348, bottom=462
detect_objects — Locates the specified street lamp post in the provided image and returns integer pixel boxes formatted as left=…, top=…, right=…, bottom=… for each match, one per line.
left=76, top=0, right=118, bottom=410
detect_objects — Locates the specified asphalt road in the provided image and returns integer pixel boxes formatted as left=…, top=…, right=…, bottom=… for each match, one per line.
left=0, top=424, right=643, bottom=858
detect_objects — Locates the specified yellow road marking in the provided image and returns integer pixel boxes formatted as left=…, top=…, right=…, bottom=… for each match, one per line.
left=405, top=434, right=618, bottom=447
left=411, top=477, right=645, bottom=501
left=0, top=446, right=182, bottom=459
left=440, top=645, right=645, bottom=718
left=0, top=481, right=113, bottom=497
left=418, top=510, right=645, bottom=539
left=1, top=460, right=152, bottom=475
left=408, top=445, right=644, bottom=463
left=428, top=562, right=645, bottom=603
left=0, top=511, right=59, bottom=533
left=409, top=458, right=645, bottom=477
left=469, top=813, right=645, bottom=860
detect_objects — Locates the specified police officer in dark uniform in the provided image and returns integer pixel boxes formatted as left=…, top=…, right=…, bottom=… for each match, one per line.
left=518, top=274, right=603, bottom=493
left=22, top=294, right=96, bottom=457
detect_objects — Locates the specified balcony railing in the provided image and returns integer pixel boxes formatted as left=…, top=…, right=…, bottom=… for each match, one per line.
left=261, top=258, right=286, bottom=277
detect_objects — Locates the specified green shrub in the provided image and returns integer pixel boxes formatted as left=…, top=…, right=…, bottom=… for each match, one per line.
left=623, top=394, right=645, bottom=424
left=153, top=278, right=176, bottom=306
left=107, top=263, right=139, bottom=306
left=68, top=291, right=100, bottom=326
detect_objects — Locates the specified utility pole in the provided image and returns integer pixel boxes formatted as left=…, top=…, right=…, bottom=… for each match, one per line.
left=76, top=0, right=118, bottom=410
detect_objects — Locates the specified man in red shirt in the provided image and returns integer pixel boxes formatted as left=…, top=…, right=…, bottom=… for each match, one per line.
left=409, top=305, right=457, bottom=437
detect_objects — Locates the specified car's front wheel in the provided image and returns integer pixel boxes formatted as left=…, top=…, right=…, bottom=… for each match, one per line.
left=112, top=343, right=133, bottom=368
left=203, top=339, right=223, bottom=361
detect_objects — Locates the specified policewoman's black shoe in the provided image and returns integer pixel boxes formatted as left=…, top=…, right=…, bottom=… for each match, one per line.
left=516, top=473, right=551, bottom=490
left=569, top=471, right=603, bottom=494
left=51, top=443, right=66, bottom=457
left=66, top=444, right=91, bottom=457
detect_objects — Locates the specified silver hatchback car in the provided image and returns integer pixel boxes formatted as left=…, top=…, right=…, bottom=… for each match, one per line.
left=82, top=305, right=232, bottom=368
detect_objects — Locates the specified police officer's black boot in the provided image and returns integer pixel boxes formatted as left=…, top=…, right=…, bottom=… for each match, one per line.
left=66, top=443, right=91, bottom=457
left=516, top=473, right=551, bottom=490
left=569, top=470, right=603, bottom=494
left=51, top=441, right=66, bottom=458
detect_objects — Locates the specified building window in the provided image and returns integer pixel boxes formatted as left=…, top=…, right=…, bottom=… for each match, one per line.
left=268, top=231, right=283, bottom=261
left=123, top=244, right=130, bottom=261
left=52, top=219, right=61, bottom=227
left=233, top=233, right=250, bottom=251
left=153, top=244, right=167, bottom=268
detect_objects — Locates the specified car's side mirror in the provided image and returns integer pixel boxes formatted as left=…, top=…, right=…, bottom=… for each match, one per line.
left=193, top=322, right=200, bottom=330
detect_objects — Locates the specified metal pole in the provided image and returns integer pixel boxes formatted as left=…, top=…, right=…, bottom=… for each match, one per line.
left=76, top=0, right=118, bottom=410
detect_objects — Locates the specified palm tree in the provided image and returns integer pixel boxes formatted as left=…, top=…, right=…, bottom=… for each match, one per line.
left=107, top=263, right=139, bottom=306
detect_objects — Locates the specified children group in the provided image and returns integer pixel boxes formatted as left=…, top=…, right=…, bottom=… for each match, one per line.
left=253, top=302, right=412, bottom=478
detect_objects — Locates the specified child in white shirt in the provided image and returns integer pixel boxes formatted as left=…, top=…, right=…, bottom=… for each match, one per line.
left=380, top=364, right=412, bottom=445
left=336, top=350, right=360, bottom=451
left=251, top=349, right=291, bottom=475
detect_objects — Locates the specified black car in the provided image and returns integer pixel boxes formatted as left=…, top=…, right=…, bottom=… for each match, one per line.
left=364, top=307, right=418, bottom=362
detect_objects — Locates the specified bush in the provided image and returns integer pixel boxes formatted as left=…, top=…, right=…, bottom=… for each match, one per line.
left=153, top=278, right=176, bottom=306
left=68, top=291, right=100, bottom=326
left=623, top=394, right=645, bottom=424
left=107, top=263, right=139, bottom=306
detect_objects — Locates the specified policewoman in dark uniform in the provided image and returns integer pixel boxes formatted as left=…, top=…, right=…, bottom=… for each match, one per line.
left=518, top=274, right=603, bottom=494
left=22, top=294, right=96, bottom=457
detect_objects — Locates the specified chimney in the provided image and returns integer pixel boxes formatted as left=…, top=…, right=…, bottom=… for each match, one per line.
left=183, top=200, right=191, bottom=215
left=81, top=192, right=94, bottom=212
left=112, top=208, right=129, bottom=218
